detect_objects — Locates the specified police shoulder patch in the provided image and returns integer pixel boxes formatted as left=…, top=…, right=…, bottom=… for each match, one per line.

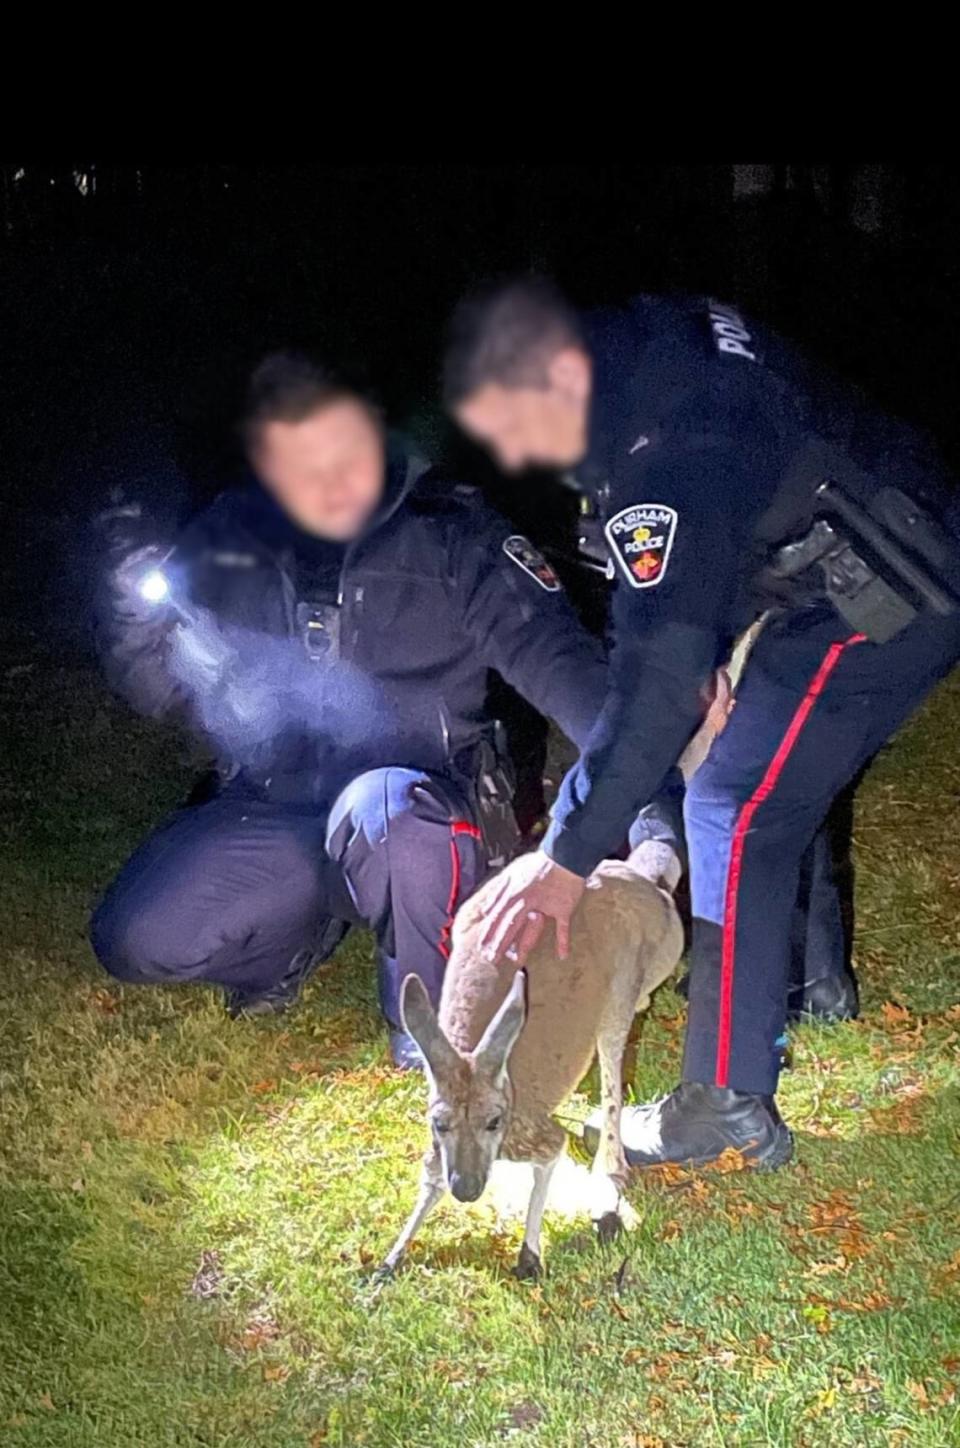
left=502, top=535, right=561, bottom=592
left=604, top=503, right=677, bottom=589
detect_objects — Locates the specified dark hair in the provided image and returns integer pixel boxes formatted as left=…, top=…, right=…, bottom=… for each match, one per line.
left=241, top=351, right=380, bottom=449
left=443, top=276, right=584, bottom=407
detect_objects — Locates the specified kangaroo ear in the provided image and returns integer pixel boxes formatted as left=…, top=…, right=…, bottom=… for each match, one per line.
left=472, top=970, right=527, bottom=1084
left=400, top=974, right=459, bottom=1078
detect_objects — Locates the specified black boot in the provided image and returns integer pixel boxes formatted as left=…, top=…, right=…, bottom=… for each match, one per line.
left=225, top=948, right=317, bottom=1018
left=378, top=950, right=427, bottom=1071
left=788, top=970, right=859, bottom=1022
left=225, top=920, right=351, bottom=1019
left=585, top=1082, right=793, bottom=1169
left=388, top=1030, right=425, bottom=1071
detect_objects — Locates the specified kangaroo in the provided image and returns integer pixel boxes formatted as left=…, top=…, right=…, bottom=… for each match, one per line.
left=379, top=839, right=684, bottom=1279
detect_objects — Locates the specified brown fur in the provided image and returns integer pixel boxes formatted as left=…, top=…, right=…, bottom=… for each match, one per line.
left=440, top=859, right=683, bottom=1160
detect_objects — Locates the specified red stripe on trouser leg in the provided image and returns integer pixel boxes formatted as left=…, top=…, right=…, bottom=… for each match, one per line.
left=715, top=634, right=866, bottom=1088
left=439, top=820, right=483, bottom=958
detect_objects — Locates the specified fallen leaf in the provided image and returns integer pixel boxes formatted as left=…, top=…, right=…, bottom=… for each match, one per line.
left=806, top=1256, right=847, bottom=1278
left=648, top=1162, right=692, bottom=1187
left=431, top=1358, right=469, bottom=1384
left=880, top=1001, right=912, bottom=1029
left=38, top=1393, right=55, bottom=1411
left=801, top=1302, right=832, bottom=1334
left=836, top=1230, right=873, bottom=1260
left=845, top=1371, right=882, bottom=1395
left=835, top=1290, right=894, bottom=1313
left=252, top=1079, right=277, bottom=1094
left=239, top=1311, right=281, bottom=1351
left=811, top=1386, right=837, bottom=1416
left=905, top=1379, right=930, bottom=1407
left=263, top=1363, right=290, bottom=1383
left=808, top=1191, right=857, bottom=1229
left=707, top=1146, right=750, bottom=1174
left=623, top=1348, right=646, bottom=1365
left=938, top=1250, right=960, bottom=1282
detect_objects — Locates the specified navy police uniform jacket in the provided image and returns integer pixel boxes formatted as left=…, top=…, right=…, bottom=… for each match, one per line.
left=543, top=294, right=955, bottom=878
left=97, top=449, right=607, bottom=810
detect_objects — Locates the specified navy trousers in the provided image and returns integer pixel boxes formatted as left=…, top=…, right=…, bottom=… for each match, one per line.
left=681, top=604, right=960, bottom=1096
left=631, top=769, right=854, bottom=996
left=91, top=767, right=489, bottom=1027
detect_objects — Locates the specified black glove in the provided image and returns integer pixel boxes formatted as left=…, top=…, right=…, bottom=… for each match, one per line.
left=91, top=490, right=158, bottom=562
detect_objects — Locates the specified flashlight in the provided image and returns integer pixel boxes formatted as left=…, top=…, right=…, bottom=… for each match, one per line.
left=136, top=559, right=197, bottom=626
left=139, top=568, right=171, bottom=604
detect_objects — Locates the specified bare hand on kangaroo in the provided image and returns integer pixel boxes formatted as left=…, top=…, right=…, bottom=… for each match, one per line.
left=478, top=850, right=585, bottom=967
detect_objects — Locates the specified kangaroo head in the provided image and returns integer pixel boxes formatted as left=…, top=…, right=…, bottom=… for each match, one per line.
left=400, top=971, right=527, bottom=1203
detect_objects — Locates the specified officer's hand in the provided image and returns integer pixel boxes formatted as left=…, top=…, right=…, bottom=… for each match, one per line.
left=92, top=493, right=155, bottom=561
left=479, top=850, right=586, bottom=967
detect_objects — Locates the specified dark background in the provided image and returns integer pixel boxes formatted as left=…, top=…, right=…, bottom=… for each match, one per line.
left=4, top=161, right=960, bottom=658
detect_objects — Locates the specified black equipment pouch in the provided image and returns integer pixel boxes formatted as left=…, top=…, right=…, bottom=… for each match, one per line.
left=761, top=480, right=960, bottom=645
left=456, top=724, right=521, bottom=871
left=296, top=600, right=341, bottom=662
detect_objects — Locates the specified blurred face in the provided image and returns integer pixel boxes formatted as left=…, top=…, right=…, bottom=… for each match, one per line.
left=253, top=397, right=385, bottom=540
left=454, top=347, right=592, bottom=472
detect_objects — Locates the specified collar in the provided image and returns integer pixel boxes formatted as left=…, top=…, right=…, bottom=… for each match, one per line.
left=573, top=305, right=651, bottom=500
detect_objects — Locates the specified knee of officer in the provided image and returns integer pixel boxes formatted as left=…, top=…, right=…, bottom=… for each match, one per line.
left=326, top=767, right=435, bottom=859
left=90, top=858, right=251, bottom=984
left=90, top=884, right=191, bottom=984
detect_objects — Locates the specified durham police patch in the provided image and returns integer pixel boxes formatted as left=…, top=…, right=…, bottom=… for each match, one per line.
left=604, top=503, right=677, bottom=589
left=502, top=535, right=561, bottom=592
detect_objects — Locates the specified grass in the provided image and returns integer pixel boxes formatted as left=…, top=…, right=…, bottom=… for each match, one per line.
left=0, top=657, right=958, bottom=1447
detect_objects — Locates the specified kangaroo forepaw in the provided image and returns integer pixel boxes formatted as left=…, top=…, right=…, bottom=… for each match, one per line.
left=594, top=1211, right=624, bottom=1244
left=513, top=1244, right=543, bottom=1281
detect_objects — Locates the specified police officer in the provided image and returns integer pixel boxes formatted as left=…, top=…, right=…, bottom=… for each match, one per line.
left=90, top=352, right=607, bottom=1067
left=445, top=279, right=960, bottom=1165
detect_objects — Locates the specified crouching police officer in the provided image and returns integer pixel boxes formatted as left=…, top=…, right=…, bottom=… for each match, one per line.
left=446, top=280, right=960, bottom=1164
left=90, top=352, right=607, bottom=1067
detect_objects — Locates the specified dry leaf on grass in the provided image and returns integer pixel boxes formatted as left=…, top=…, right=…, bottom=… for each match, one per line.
left=880, top=1000, right=912, bottom=1029
left=706, top=1146, right=751, bottom=1174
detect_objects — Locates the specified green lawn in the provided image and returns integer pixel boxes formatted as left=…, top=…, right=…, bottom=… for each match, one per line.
left=1, top=660, right=958, bottom=1447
